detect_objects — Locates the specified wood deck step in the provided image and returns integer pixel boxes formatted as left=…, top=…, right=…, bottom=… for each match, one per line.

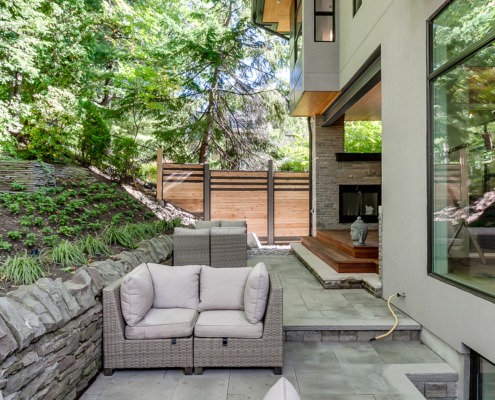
left=301, top=236, right=378, bottom=274
left=316, top=230, right=378, bottom=259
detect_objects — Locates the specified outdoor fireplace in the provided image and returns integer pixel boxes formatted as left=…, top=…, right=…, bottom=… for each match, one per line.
left=339, top=184, right=381, bottom=223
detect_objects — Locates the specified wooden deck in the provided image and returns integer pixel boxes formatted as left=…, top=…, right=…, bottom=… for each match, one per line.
left=301, top=230, right=379, bottom=273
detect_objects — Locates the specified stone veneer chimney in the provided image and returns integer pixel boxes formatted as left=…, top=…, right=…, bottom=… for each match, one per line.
left=311, top=115, right=382, bottom=234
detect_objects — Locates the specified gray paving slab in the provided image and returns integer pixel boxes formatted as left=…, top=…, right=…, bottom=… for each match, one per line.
left=83, top=255, right=452, bottom=400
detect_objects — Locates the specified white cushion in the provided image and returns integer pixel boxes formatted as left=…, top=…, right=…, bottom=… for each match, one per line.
left=263, top=377, right=300, bottom=400
left=220, top=220, right=246, bottom=227
left=244, top=262, right=270, bottom=324
left=125, top=308, right=198, bottom=339
left=120, top=263, right=154, bottom=326
left=194, top=310, right=263, bottom=338
left=174, top=227, right=210, bottom=236
left=195, top=220, right=221, bottom=229
left=198, top=266, right=251, bottom=311
left=147, top=264, right=201, bottom=309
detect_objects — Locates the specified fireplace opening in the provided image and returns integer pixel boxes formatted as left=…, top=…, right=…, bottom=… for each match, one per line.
left=339, top=184, right=381, bottom=223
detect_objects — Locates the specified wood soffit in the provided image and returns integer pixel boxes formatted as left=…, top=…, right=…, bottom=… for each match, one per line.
left=344, top=82, right=382, bottom=121
left=262, top=0, right=292, bottom=34
left=291, top=92, right=340, bottom=117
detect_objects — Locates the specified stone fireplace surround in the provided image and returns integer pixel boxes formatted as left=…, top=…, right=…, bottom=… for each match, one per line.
left=311, top=115, right=382, bottom=233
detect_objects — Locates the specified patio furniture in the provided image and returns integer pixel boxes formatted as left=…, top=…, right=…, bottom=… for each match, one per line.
left=173, top=220, right=248, bottom=267
left=102, top=263, right=198, bottom=375
left=102, top=262, right=283, bottom=375
left=193, top=267, right=283, bottom=375
left=210, top=227, right=248, bottom=268
left=173, top=227, right=210, bottom=266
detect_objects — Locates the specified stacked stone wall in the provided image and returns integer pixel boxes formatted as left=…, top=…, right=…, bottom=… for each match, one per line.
left=0, top=236, right=173, bottom=400
left=313, top=116, right=382, bottom=230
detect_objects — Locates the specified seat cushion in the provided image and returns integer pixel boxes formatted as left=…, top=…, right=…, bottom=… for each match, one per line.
left=210, top=227, right=247, bottom=235
left=195, top=220, right=221, bottom=229
left=120, top=263, right=154, bottom=327
left=147, top=264, right=201, bottom=309
left=198, top=266, right=251, bottom=311
left=220, top=220, right=247, bottom=228
left=194, top=310, right=263, bottom=338
left=125, top=308, right=198, bottom=339
left=244, top=262, right=270, bottom=324
left=263, top=377, right=300, bottom=400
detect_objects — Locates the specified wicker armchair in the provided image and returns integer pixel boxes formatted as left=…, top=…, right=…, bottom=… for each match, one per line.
left=102, top=278, right=194, bottom=376
left=193, top=272, right=283, bottom=375
left=173, top=227, right=210, bottom=266
left=210, top=227, right=248, bottom=268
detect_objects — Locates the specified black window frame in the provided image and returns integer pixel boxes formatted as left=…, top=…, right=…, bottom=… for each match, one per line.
left=470, top=350, right=495, bottom=400
left=314, top=0, right=335, bottom=42
left=426, top=0, right=495, bottom=301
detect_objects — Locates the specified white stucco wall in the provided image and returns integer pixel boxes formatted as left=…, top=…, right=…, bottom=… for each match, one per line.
left=336, top=0, right=495, bottom=368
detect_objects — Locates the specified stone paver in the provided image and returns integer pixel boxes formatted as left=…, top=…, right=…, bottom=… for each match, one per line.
left=83, top=254, right=455, bottom=400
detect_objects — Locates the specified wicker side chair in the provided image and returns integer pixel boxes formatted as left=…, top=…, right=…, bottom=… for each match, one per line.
left=102, top=278, right=194, bottom=376
left=193, top=272, right=283, bottom=375
left=210, top=227, right=248, bottom=268
left=173, top=227, right=210, bottom=266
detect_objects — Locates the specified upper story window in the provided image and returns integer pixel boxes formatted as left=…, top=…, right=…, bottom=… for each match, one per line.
left=315, top=0, right=334, bottom=42
left=353, top=0, right=362, bottom=16
left=293, top=0, right=303, bottom=61
left=428, top=0, right=495, bottom=298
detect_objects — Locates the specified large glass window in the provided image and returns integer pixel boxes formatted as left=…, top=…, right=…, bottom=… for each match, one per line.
left=314, top=0, right=334, bottom=42
left=471, top=352, right=495, bottom=400
left=429, top=0, right=495, bottom=297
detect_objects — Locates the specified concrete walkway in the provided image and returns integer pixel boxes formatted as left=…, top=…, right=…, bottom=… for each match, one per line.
left=82, top=254, right=456, bottom=400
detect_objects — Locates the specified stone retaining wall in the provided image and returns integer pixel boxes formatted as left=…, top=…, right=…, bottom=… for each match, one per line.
left=0, top=235, right=173, bottom=400
left=0, top=161, right=55, bottom=193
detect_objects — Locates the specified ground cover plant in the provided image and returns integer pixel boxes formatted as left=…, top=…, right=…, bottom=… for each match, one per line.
left=0, top=178, right=181, bottom=292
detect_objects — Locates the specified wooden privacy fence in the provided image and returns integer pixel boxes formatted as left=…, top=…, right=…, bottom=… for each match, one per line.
left=156, top=154, right=310, bottom=244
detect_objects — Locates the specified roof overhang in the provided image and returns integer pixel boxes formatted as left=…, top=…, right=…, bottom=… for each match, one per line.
left=252, top=0, right=291, bottom=38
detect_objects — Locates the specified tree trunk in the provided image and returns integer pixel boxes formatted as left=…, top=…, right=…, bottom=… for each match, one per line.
left=199, top=66, right=221, bottom=164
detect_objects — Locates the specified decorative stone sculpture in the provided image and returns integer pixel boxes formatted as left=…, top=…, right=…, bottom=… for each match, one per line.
left=350, top=216, right=368, bottom=246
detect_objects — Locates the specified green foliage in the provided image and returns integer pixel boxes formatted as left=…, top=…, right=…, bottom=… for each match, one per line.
left=107, top=136, right=139, bottom=182
left=277, top=132, right=310, bottom=172
left=7, top=231, right=22, bottom=241
left=49, top=240, right=87, bottom=267
left=23, top=233, right=37, bottom=247
left=0, top=240, right=12, bottom=251
left=42, top=235, right=59, bottom=247
left=0, top=252, right=45, bottom=285
left=77, top=235, right=111, bottom=257
left=11, top=182, right=27, bottom=191
left=80, top=102, right=111, bottom=167
left=344, top=121, right=382, bottom=153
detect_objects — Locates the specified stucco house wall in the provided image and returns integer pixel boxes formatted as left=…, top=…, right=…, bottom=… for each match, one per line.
left=329, top=0, right=495, bottom=395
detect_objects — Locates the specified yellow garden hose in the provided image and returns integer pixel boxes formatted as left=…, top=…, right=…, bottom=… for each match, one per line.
left=370, top=294, right=399, bottom=341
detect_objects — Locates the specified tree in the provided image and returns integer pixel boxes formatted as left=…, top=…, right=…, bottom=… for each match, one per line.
left=153, top=0, right=288, bottom=169
left=80, top=101, right=111, bottom=167
left=344, top=121, right=382, bottom=153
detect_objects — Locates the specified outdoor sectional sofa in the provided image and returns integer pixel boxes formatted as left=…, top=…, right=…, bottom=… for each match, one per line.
left=173, top=220, right=248, bottom=268
left=102, top=261, right=283, bottom=376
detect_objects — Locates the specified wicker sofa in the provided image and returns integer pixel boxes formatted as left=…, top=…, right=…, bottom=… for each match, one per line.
left=102, top=262, right=283, bottom=376
left=173, top=220, right=248, bottom=268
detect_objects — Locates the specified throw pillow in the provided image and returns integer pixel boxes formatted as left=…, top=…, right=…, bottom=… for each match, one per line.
left=198, top=266, right=251, bottom=311
left=244, top=262, right=270, bottom=324
left=263, top=377, right=300, bottom=400
left=147, top=264, right=202, bottom=309
left=120, top=263, right=154, bottom=326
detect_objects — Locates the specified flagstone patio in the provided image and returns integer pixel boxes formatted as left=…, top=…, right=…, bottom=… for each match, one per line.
left=82, top=253, right=457, bottom=400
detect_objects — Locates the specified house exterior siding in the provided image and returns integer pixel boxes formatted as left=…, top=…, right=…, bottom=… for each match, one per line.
left=317, top=0, right=495, bottom=397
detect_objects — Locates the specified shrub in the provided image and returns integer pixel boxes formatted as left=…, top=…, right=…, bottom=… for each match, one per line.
left=23, top=233, right=37, bottom=247
left=7, top=231, right=22, bottom=240
left=42, top=235, right=59, bottom=247
left=79, top=101, right=111, bottom=167
left=0, top=252, right=45, bottom=284
left=49, top=240, right=86, bottom=267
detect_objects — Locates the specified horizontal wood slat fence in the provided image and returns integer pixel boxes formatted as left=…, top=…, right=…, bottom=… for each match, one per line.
left=157, top=151, right=309, bottom=244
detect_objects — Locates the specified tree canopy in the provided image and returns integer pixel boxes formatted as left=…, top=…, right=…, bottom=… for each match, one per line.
left=0, top=0, right=304, bottom=177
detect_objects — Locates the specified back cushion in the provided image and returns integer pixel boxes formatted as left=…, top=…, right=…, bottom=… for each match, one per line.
left=199, top=266, right=251, bottom=311
left=174, top=227, right=210, bottom=236
left=244, top=262, right=270, bottom=324
left=221, top=220, right=247, bottom=228
left=121, top=263, right=154, bottom=326
left=195, top=220, right=221, bottom=229
left=148, top=264, right=201, bottom=310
